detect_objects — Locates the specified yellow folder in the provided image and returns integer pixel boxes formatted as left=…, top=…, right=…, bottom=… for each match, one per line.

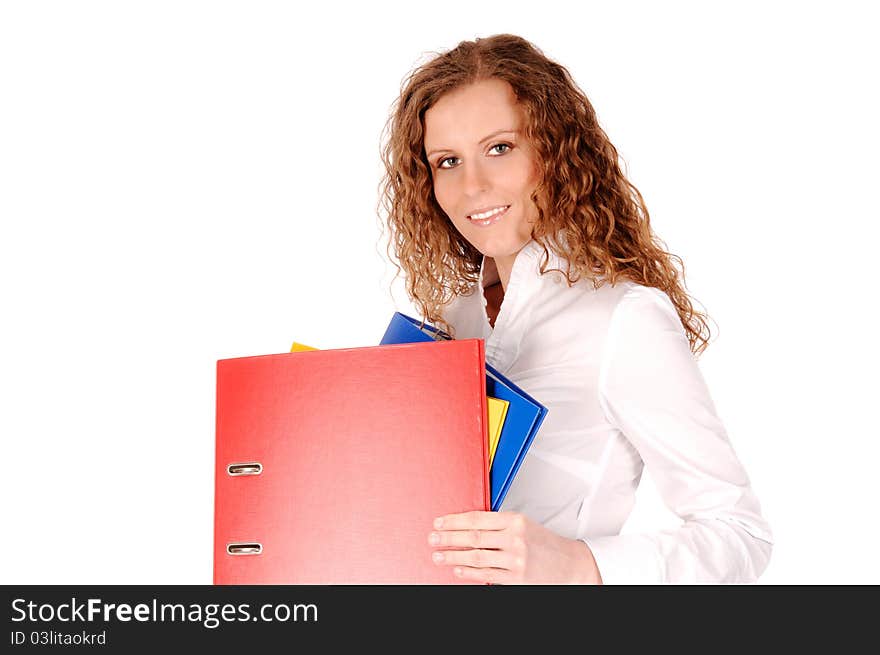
left=486, top=396, right=509, bottom=468
left=291, top=340, right=509, bottom=469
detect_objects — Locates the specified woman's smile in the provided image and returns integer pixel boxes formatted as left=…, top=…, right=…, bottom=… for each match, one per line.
left=468, top=204, right=510, bottom=226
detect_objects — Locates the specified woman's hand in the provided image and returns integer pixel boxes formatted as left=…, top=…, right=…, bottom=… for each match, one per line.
left=429, top=511, right=603, bottom=584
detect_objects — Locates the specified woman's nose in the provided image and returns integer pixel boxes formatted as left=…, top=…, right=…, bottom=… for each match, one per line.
left=461, top=159, right=490, bottom=196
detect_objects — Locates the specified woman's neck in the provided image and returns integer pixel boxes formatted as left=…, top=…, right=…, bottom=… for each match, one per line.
left=482, top=254, right=516, bottom=293
left=483, top=255, right=516, bottom=291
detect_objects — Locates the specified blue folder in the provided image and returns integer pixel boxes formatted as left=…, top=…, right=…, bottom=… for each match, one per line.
left=380, top=312, right=548, bottom=511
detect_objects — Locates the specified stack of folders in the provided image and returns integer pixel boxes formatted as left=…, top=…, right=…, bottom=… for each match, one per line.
left=378, top=312, right=547, bottom=512
left=214, top=313, right=547, bottom=584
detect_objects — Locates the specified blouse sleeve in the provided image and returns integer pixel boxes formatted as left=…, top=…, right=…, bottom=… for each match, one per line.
left=582, top=285, right=773, bottom=583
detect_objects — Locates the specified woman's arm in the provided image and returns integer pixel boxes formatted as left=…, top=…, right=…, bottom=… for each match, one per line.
left=429, top=284, right=772, bottom=584
left=586, top=285, right=773, bottom=583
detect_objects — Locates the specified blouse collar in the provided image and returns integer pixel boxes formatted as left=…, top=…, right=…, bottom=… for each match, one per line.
left=477, top=235, right=570, bottom=291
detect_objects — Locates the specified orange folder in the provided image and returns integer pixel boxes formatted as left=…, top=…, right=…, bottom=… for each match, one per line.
left=214, top=340, right=490, bottom=584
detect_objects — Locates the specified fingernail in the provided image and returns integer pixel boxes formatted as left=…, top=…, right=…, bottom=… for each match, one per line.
left=434, top=517, right=443, bottom=529
left=429, top=532, right=440, bottom=545
left=432, top=552, right=444, bottom=563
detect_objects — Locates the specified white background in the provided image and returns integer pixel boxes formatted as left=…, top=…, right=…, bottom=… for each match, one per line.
left=1, top=1, right=877, bottom=584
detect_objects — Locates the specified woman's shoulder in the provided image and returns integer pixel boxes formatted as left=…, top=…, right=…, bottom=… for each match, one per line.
left=550, top=277, right=684, bottom=351
left=557, top=276, right=660, bottom=317
left=534, top=235, right=675, bottom=316
left=602, top=280, right=689, bottom=350
left=611, top=281, right=680, bottom=322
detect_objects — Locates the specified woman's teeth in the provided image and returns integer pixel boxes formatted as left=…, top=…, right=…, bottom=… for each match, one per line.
left=468, top=205, right=510, bottom=225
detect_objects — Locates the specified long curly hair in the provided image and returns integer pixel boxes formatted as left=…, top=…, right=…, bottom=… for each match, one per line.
left=378, top=34, right=711, bottom=355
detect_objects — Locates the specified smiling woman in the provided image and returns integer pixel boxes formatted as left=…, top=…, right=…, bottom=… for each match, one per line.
left=378, top=34, right=773, bottom=584
left=424, top=79, right=539, bottom=293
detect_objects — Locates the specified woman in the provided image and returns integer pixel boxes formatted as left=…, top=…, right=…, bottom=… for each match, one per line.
left=379, top=34, right=773, bottom=584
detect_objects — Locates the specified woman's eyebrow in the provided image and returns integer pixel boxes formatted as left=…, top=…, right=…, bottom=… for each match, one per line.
left=426, top=129, right=518, bottom=158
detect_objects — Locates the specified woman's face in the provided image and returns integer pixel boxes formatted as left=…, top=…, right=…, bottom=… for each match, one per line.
left=423, top=78, right=540, bottom=266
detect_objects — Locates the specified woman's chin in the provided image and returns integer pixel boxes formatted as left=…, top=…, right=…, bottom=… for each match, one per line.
left=473, top=237, right=531, bottom=261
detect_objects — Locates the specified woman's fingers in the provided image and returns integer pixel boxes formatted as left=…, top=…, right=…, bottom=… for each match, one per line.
left=430, top=511, right=530, bottom=581
left=432, top=547, right=523, bottom=572
left=433, top=510, right=515, bottom=531
left=428, top=528, right=513, bottom=549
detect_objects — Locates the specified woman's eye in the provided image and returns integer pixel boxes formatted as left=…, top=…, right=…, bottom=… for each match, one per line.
left=436, top=145, right=509, bottom=169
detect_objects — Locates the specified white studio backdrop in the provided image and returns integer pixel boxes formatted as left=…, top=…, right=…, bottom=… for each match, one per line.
left=1, top=1, right=877, bottom=584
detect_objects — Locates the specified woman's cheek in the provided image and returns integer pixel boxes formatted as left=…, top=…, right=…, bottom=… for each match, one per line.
left=432, top=179, right=455, bottom=218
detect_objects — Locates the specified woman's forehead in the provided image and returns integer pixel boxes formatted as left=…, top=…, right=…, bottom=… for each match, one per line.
left=424, top=79, right=525, bottom=149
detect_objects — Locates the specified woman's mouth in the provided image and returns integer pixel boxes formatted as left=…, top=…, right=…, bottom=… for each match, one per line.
left=467, top=205, right=510, bottom=227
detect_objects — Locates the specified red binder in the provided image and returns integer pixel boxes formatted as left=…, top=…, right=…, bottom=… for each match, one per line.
left=214, top=339, right=490, bottom=584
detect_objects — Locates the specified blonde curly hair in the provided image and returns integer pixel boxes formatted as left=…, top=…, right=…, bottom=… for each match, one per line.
left=379, top=34, right=711, bottom=355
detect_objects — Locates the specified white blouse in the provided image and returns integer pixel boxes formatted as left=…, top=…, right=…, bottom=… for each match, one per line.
left=439, top=238, right=773, bottom=583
